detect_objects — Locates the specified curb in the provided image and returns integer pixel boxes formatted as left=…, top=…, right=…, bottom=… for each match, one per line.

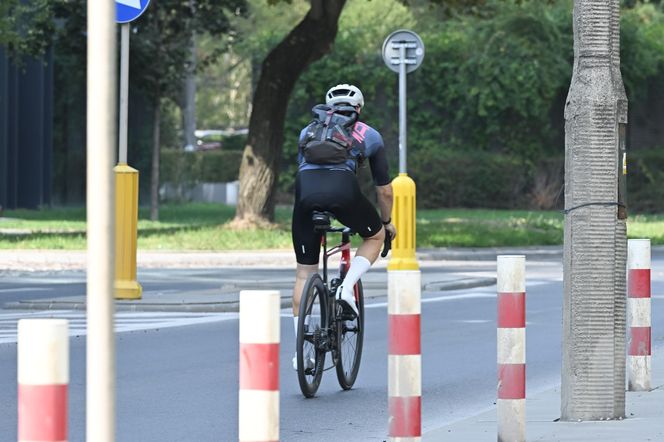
left=424, top=277, right=496, bottom=291
left=2, top=299, right=292, bottom=313
left=419, top=246, right=563, bottom=261
left=3, top=277, right=496, bottom=313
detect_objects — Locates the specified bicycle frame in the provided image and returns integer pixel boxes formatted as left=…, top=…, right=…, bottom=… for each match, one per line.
left=321, top=228, right=352, bottom=286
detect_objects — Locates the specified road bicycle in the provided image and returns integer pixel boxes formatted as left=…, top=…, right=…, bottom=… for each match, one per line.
left=296, top=210, right=390, bottom=398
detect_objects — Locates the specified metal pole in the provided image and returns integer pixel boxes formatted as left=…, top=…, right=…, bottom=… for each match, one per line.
left=119, top=23, right=130, bottom=165
left=87, top=0, right=116, bottom=439
left=398, top=44, right=407, bottom=174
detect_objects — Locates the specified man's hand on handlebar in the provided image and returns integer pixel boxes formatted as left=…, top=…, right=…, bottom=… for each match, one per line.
left=384, top=223, right=396, bottom=241
left=381, top=223, right=396, bottom=258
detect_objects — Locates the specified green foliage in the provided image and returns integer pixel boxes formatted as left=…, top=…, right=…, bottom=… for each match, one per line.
left=627, top=148, right=664, bottom=213
left=129, top=0, right=246, bottom=101
left=160, top=149, right=243, bottom=185
left=621, top=2, right=664, bottom=99
left=279, top=0, right=415, bottom=191
left=272, top=0, right=664, bottom=213
left=0, top=0, right=54, bottom=60
left=409, top=148, right=531, bottom=208
left=280, top=0, right=578, bottom=176
left=14, top=0, right=664, bottom=212
left=410, top=0, right=573, bottom=159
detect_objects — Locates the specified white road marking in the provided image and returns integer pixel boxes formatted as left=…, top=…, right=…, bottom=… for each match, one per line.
left=0, top=276, right=86, bottom=285
left=0, top=310, right=239, bottom=344
left=0, top=287, right=53, bottom=293
left=366, top=292, right=496, bottom=309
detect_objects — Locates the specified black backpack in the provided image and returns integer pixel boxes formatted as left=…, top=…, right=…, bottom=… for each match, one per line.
left=300, top=104, right=362, bottom=165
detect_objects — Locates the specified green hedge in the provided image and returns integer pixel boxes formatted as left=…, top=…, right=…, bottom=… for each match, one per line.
left=628, top=149, right=664, bottom=213
left=160, top=149, right=242, bottom=185
left=409, top=149, right=532, bottom=209
left=406, top=148, right=663, bottom=212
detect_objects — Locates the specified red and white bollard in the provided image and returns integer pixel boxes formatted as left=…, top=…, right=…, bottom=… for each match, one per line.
left=18, top=319, right=69, bottom=442
left=628, top=239, right=651, bottom=391
left=388, top=270, right=421, bottom=441
left=497, top=255, right=526, bottom=442
left=238, top=290, right=280, bottom=442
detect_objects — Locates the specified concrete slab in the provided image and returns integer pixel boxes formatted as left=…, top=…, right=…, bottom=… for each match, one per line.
left=424, top=350, right=664, bottom=441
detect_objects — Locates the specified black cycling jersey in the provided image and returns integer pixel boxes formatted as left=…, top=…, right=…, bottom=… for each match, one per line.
left=297, top=121, right=390, bottom=186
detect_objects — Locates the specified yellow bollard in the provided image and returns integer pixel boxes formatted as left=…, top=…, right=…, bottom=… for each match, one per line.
left=388, top=173, right=419, bottom=271
left=114, top=164, right=142, bottom=299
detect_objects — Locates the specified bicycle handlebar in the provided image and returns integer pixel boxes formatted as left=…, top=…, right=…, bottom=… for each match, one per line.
left=381, top=234, right=392, bottom=258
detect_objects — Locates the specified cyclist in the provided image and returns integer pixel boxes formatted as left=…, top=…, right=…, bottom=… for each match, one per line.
left=291, top=84, right=396, bottom=369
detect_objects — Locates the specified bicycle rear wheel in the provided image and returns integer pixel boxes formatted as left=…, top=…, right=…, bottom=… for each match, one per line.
left=297, top=273, right=327, bottom=398
left=335, top=279, right=364, bottom=390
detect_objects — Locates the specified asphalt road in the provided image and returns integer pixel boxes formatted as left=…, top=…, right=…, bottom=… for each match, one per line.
left=0, top=255, right=663, bottom=441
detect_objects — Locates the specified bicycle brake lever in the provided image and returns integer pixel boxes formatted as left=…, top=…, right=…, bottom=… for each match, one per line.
left=381, top=235, right=392, bottom=258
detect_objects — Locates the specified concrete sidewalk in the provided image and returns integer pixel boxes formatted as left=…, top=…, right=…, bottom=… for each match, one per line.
left=0, top=246, right=573, bottom=272
left=424, top=350, right=664, bottom=441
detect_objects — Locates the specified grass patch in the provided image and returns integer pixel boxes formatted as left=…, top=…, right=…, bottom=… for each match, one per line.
left=627, top=214, right=664, bottom=245
left=416, top=209, right=564, bottom=247
left=1, top=204, right=662, bottom=250
left=0, top=203, right=294, bottom=250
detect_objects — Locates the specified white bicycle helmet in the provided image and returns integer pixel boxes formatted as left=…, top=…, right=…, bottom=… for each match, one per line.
left=325, top=84, right=364, bottom=108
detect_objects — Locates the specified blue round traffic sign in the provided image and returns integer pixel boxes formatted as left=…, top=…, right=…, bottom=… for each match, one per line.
left=116, top=0, right=151, bottom=24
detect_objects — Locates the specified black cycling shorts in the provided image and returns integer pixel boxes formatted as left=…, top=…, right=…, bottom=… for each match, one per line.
left=292, top=169, right=383, bottom=265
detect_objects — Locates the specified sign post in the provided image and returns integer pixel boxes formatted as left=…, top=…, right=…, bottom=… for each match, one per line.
left=114, top=0, right=150, bottom=300
left=382, top=29, right=424, bottom=442
left=382, top=29, right=424, bottom=271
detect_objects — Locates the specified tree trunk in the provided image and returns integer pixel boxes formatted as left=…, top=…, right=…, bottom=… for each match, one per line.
left=150, top=95, right=161, bottom=221
left=182, top=34, right=197, bottom=150
left=234, top=0, right=347, bottom=226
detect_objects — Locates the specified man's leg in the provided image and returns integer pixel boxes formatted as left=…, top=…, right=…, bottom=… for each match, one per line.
left=336, top=227, right=385, bottom=316
left=293, top=263, right=318, bottom=316
left=292, top=263, right=317, bottom=370
left=355, top=226, right=385, bottom=264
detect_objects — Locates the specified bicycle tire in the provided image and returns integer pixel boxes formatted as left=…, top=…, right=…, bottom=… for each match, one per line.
left=297, top=273, right=327, bottom=398
left=335, top=279, right=364, bottom=390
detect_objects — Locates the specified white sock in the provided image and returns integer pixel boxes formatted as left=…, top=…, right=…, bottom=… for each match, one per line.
left=293, top=316, right=299, bottom=340
left=340, top=256, right=371, bottom=298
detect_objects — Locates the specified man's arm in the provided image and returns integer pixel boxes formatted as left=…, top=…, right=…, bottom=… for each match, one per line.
left=376, top=184, right=396, bottom=239
left=376, top=184, right=393, bottom=223
left=365, top=130, right=396, bottom=239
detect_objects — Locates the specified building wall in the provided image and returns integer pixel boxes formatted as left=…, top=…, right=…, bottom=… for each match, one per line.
left=0, top=47, right=53, bottom=210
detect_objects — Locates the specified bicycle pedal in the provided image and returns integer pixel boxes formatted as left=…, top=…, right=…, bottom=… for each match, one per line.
left=339, top=311, right=357, bottom=321
left=330, top=278, right=342, bottom=293
left=337, top=301, right=358, bottom=320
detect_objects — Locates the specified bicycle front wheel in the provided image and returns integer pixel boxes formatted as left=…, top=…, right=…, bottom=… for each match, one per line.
left=297, top=273, right=327, bottom=398
left=335, top=279, right=364, bottom=390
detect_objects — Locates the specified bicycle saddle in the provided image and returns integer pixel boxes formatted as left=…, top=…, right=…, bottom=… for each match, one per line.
left=312, top=211, right=332, bottom=232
